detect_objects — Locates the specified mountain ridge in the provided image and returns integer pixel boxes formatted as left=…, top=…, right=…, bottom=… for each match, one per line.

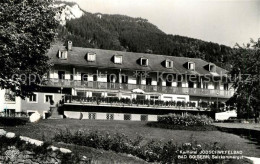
left=54, top=1, right=233, bottom=70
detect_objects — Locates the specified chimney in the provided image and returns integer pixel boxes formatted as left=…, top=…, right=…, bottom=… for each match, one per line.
left=67, top=41, right=72, bottom=51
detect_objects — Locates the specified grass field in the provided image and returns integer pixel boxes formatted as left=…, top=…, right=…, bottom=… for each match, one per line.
left=213, top=122, right=260, bottom=131
left=3, top=119, right=260, bottom=163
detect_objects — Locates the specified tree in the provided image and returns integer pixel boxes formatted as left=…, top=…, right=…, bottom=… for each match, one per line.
left=228, top=39, right=260, bottom=122
left=0, top=0, right=59, bottom=98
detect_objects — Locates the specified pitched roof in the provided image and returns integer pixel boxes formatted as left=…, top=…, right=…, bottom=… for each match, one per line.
left=46, top=45, right=228, bottom=76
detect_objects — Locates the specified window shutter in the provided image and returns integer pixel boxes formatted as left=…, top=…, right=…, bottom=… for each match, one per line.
left=64, top=51, right=67, bottom=59
left=58, top=51, right=61, bottom=58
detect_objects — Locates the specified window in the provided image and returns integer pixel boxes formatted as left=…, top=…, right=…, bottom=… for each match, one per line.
left=87, top=53, right=96, bottom=62
left=146, top=78, right=152, bottom=85
left=107, top=93, right=117, bottom=97
left=106, top=113, right=114, bottom=120
left=81, top=73, right=88, bottom=81
left=92, top=92, right=102, bottom=98
left=164, top=96, right=173, bottom=101
left=93, top=74, right=98, bottom=81
left=121, top=75, right=128, bottom=84
left=177, top=97, right=186, bottom=101
left=166, top=80, right=172, bottom=87
left=77, top=91, right=85, bottom=97
left=107, top=74, right=118, bottom=83
left=150, top=96, right=159, bottom=100
left=224, top=83, right=229, bottom=90
left=58, top=71, right=65, bottom=80
left=188, top=81, right=194, bottom=88
left=157, top=78, right=162, bottom=86
left=177, top=82, right=182, bottom=87
left=214, top=82, right=220, bottom=90
left=137, top=76, right=142, bottom=85
left=166, top=75, right=173, bottom=86
left=45, top=94, right=54, bottom=103
left=140, top=58, right=148, bottom=66
left=166, top=60, right=173, bottom=68
left=209, top=64, right=216, bottom=72
left=124, top=114, right=131, bottom=120
left=89, top=113, right=96, bottom=120
left=58, top=50, right=67, bottom=59
left=5, top=89, right=15, bottom=102
left=114, top=55, right=122, bottom=64
left=197, top=82, right=202, bottom=88
left=6, top=109, right=15, bottom=117
left=188, top=62, right=195, bottom=71
left=136, top=95, right=145, bottom=100
left=203, top=83, right=208, bottom=89
left=28, top=93, right=37, bottom=103
left=141, top=115, right=148, bottom=121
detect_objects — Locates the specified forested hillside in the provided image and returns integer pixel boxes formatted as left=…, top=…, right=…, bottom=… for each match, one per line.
left=56, top=2, right=233, bottom=70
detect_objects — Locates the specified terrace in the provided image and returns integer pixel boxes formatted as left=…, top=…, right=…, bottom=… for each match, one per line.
left=60, top=95, right=222, bottom=116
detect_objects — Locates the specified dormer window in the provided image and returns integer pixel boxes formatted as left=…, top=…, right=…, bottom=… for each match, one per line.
left=58, top=50, right=67, bottom=59
left=87, top=52, right=96, bottom=62
left=209, top=64, right=216, bottom=72
left=114, top=55, right=122, bottom=64
left=204, top=63, right=217, bottom=72
left=188, top=62, right=195, bottom=71
left=140, top=58, right=148, bottom=66
left=165, top=60, right=173, bottom=68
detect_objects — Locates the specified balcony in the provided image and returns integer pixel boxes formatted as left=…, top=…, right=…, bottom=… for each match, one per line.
left=43, top=79, right=234, bottom=98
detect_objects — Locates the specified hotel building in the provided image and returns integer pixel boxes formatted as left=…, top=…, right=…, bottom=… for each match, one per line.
left=0, top=42, right=234, bottom=121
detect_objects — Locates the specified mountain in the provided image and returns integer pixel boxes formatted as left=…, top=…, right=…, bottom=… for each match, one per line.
left=53, top=2, right=84, bottom=26
left=54, top=1, right=233, bottom=70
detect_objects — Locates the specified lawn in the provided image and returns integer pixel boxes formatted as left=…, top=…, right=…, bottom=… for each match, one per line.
left=3, top=119, right=260, bottom=162
left=213, top=122, right=260, bottom=131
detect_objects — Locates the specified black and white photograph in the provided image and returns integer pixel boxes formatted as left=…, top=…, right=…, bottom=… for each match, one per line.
left=0, top=0, right=259, bottom=163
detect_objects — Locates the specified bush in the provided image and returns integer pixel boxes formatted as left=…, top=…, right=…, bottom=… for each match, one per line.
left=156, top=113, right=213, bottom=126
left=200, top=101, right=208, bottom=108
left=171, top=101, right=176, bottom=106
left=53, top=129, right=227, bottom=163
left=177, top=101, right=182, bottom=106
left=188, top=102, right=196, bottom=107
left=0, top=135, right=82, bottom=164
left=0, top=117, right=29, bottom=126
left=147, top=122, right=218, bottom=131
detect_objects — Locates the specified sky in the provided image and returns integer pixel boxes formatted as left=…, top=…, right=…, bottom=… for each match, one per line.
left=63, top=0, right=260, bottom=47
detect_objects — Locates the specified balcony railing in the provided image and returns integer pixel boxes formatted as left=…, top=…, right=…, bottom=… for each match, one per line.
left=43, top=79, right=234, bottom=98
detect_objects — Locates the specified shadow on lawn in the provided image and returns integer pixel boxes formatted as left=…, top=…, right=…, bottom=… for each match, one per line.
left=216, top=126, right=260, bottom=149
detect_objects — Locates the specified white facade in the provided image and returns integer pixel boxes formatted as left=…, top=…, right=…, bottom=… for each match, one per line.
left=0, top=89, right=22, bottom=114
